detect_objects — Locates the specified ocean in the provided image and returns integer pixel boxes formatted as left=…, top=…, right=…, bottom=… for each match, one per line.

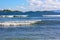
left=0, top=12, right=60, bottom=40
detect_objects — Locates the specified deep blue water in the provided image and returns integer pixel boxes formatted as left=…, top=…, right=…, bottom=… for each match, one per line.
left=0, top=18, right=60, bottom=40
left=0, top=12, right=60, bottom=40
left=0, top=25, right=60, bottom=40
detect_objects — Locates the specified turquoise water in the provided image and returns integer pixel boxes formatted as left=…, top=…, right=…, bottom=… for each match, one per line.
left=0, top=17, right=60, bottom=40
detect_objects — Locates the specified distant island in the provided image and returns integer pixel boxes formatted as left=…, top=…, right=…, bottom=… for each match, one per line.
left=0, top=9, right=20, bottom=12
left=0, top=9, right=60, bottom=16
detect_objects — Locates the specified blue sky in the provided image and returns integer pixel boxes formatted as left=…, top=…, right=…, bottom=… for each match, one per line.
left=0, top=0, right=28, bottom=8
left=0, top=0, right=60, bottom=11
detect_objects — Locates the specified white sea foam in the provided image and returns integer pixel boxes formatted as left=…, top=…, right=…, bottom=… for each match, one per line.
left=43, top=15, right=60, bottom=17
left=0, top=20, right=41, bottom=27
left=0, top=15, right=28, bottom=18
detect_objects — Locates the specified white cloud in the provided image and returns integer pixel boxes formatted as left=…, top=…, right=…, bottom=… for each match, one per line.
left=13, top=0, right=60, bottom=11
left=28, top=0, right=43, bottom=11
left=30, top=0, right=43, bottom=7
left=44, top=0, right=60, bottom=10
left=27, top=0, right=60, bottom=11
